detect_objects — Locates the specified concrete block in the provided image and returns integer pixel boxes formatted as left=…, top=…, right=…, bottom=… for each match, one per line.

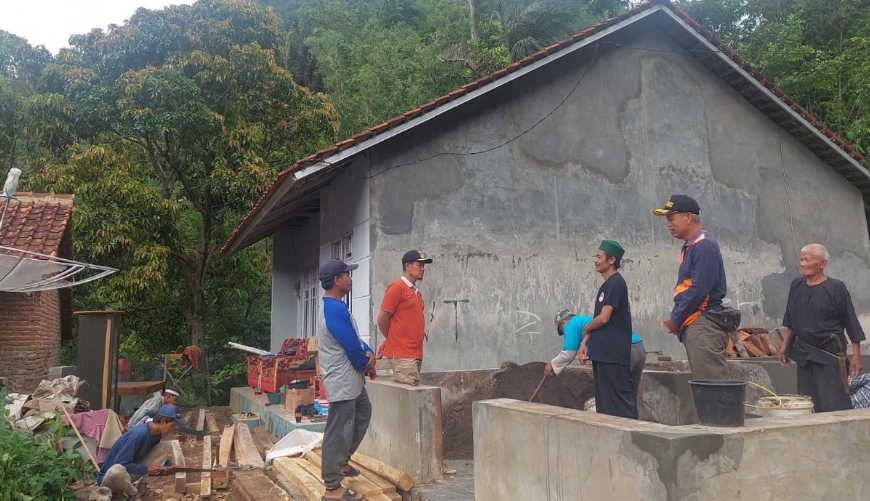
left=232, top=413, right=259, bottom=433
left=357, top=380, right=443, bottom=484
left=48, top=365, right=76, bottom=379
left=474, top=398, right=870, bottom=501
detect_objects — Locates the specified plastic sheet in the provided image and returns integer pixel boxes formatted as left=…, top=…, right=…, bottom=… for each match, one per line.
left=265, top=428, right=323, bottom=464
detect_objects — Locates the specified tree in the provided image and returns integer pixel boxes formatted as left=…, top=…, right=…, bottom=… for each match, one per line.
left=303, top=0, right=471, bottom=137
left=30, top=0, right=339, bottom=402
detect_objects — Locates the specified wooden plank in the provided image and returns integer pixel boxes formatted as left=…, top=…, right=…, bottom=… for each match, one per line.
left=183, top=411, right=193, bottom=426
left=253, top=426, right=277, bottom=448
left=296, top=456, right=388, bottom=501
left=200, top=435, right=212, bottom=498
left=351, top=452, right=415, bottom=491
left=205, top=411, right=220, bottom=433
left=196, top=409, right=206, bottom=441
left=218, top=426, right=235, bottom=466
left=274, top=457, right=324, bottom=501
left=235, top=423, right=265, bottom=468
left=233, top=470, right=292, bottom=501
left=213, top=425, right=234, bottom=490
left=171, top=439, right=186, bottom=495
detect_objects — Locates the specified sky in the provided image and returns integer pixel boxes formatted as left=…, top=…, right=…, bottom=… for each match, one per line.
left=0, top=0, right=197, bottom=54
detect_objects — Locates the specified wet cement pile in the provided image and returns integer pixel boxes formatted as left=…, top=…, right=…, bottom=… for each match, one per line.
left=442, top=361, right=594, bottom=460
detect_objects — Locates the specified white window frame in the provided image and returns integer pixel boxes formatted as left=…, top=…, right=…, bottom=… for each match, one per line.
left=301, top=264, right=319, bottom=339
left=330, top=233, right=353, bottom=310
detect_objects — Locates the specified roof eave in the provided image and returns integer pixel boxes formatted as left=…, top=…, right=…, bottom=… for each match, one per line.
left=660, top=6, right=870, bottom=189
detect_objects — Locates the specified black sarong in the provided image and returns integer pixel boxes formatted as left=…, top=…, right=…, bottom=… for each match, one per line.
left=592, top=361, right=638, bottom=419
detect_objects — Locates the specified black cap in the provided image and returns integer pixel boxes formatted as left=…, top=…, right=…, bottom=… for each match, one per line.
left=319, top=259, right=359, bottom=285
left=401, top=250, right=433, bottom=264
left=652, top=195, right=700, bottom=216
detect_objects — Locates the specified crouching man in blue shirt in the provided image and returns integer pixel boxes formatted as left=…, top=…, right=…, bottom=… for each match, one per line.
left=545, top=311, right=646, bottom=411
left=97, top=404, right=184, bottom=497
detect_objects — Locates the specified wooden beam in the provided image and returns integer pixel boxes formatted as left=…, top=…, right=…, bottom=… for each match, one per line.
left=235, top=423, right=265, bottom=468
left=200, top=435, right=212, bottom=498
left=306, top=450, right=399, bottom=501
left=297, top=455, right=389, bottom=501
left=218, top=426, right=234, bottom=466
left=273, top=457, right=324, bottom=501
left=253, top=426, right=277, bottom=448
left=252, top=426, right=276, bottom=461
left=196, top=409, right=206, bottom=441
left=171, top=439, right=186, bottom=495
left=351, top=453, right=415, bottom=491
left=348, top=459, right=399, bottom=496
left=205, top=411, right=220, bottom=433
left=213, top=425, right=234, bottom=489
left=233, top=471, right=292, bottom=501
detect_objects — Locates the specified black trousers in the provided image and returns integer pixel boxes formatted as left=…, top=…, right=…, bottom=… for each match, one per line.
left=797, top=360, right=852, bottom=412
left=592, top=361, right=638, bottom=419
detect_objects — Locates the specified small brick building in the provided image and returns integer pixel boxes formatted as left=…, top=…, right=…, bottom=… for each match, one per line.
left=0, top=193, right=74, bottom=392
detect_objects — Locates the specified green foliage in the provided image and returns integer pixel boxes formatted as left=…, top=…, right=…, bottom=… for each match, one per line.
left=0, top=404, right=94, bottom=501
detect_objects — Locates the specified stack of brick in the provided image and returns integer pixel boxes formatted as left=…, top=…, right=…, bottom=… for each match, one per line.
left=726, top=327, right=784, bottom=358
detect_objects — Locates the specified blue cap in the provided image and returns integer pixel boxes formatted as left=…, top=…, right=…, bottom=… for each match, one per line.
left=156, top=404, right=187, bottom=426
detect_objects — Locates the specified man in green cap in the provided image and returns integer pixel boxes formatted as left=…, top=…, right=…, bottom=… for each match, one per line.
left=577, top=240, right=637, bottom=419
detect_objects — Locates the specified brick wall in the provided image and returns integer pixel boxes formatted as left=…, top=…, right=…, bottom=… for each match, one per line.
left=0, top=290, right=62, bottom=392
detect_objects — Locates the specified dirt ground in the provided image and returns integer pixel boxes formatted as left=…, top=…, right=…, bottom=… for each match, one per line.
left=140, top=406, right=235, bottom=500
left=442, top=361, right=595, bottom=460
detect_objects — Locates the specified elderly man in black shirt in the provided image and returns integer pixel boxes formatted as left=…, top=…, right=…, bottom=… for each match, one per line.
left=778, top=243, right=865, bottom=412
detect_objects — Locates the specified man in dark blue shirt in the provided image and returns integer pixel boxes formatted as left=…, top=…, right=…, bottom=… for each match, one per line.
left=97, top=404, right=184, bottom=497
left=578, top=240, right=637, bottom=419
left=654, top=195, right=736, bottom=381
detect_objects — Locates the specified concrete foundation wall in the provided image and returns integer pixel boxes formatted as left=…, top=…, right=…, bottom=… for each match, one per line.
left=474, top=398, right=870, bottom=501
left=368, top=20, right=870, bottom=371
left=358, top=380, right=443, bottom=484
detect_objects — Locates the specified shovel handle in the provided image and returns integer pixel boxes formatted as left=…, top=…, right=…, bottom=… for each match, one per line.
left=529, top=375, right=547, bottom=402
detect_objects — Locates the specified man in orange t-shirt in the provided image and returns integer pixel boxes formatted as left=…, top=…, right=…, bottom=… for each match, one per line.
left=375, top=250, right=433, bottom=386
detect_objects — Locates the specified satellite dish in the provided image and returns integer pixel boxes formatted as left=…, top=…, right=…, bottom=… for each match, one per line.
left=0, top=168, right=119, bottom=290
left=2, top=168, right=21, bottom=198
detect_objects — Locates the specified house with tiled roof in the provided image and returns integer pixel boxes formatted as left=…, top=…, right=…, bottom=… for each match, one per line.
left=0, top=193, right=75, bottom=391
left=223, top=0, right=870, bottom=371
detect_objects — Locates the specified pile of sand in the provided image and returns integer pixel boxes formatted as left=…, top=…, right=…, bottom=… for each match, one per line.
left=441, top=361, right=594, bottom=459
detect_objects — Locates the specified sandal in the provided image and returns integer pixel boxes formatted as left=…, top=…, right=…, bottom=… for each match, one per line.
left=321, top=488, right=363, bottom=501
left=441, top=463, right=457, bottom=475
left=341, top=466, right=361, bottom=477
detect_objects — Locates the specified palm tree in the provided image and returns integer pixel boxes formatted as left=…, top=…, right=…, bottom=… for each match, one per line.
left=490, top=1, right=579, bottom=62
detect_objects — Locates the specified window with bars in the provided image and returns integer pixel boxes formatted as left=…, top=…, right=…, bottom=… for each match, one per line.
left=330, top=233, right=353, bottom=311
left=301, top=264, right=319, bottom=339
left=330, top=233, right=352, bottom=262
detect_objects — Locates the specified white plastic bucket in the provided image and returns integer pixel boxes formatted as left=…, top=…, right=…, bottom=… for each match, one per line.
left=756, top=395, right=814, bottom=417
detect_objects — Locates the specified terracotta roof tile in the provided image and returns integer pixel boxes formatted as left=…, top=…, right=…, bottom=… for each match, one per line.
left=0, top=193, right=74, bottom=256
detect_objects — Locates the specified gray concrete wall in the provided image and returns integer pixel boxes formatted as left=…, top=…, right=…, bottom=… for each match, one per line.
left=358, top=380, right=443, bottom=484
left=317, top=156, right=373, bottom=344
left=367, top=22, right=870, bottom=370
left=474, top=398, right=870, bottom=501
left=271, top=214, right=320, bottom=352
